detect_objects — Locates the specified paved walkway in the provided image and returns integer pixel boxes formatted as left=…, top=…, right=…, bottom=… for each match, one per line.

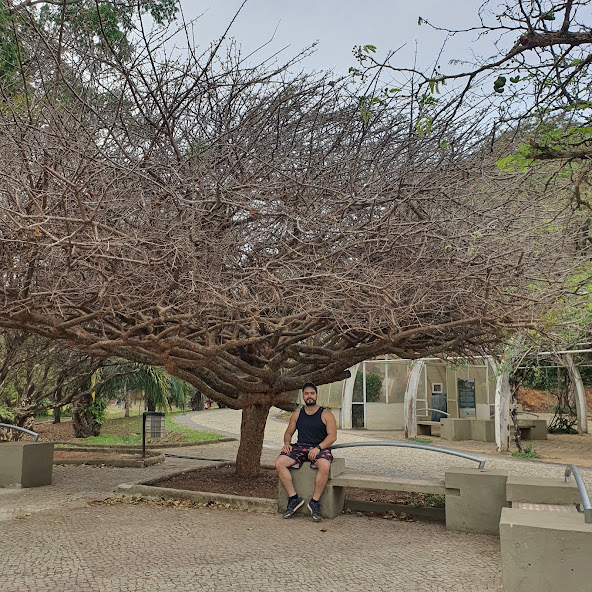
left=0, top=451, right=502, bottom=592
left=1, top=409, right=590, bottom=591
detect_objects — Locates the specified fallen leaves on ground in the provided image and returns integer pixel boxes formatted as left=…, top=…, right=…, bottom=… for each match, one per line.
left=86, top=495, right=267, bottom=514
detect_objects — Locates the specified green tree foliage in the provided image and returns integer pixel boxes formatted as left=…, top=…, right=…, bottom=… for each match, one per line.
left=96, top=362, right=191, bottom=413
left=353, top=371, right=384, bottom=403
left=351, top=1, right=592, bottom=209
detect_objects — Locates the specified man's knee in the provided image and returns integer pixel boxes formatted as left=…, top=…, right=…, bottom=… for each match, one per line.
left=275, top=455, right=293, bottom=471
left=316, top=459, right=330, bottom=474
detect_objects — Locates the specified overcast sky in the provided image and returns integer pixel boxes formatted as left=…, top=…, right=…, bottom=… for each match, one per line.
left=177, top=1, right=488, bottom=75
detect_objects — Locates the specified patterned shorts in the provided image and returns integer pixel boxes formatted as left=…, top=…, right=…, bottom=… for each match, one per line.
left=280, top=443, right=334, bottom=469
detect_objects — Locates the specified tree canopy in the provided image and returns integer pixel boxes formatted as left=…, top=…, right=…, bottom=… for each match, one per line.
left=0, top=1, right=587, bottom=473
left=353, top=1, right=592, bottom=206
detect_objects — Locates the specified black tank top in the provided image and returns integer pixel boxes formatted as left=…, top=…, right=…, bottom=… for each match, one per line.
left=296, top=406, right=327, bottom=446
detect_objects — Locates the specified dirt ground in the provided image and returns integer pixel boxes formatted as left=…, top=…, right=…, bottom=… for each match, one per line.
left=153, top=464, right=438, bottom=506
left=53, top=450, right=144, bottom=462
left=517, top=385, right=592, bottom=413
left=33, top=417, right=187, bottom=444
left=35, top=420, right=78, bottom=441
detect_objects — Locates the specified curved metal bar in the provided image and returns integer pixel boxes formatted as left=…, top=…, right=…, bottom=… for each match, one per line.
left=517, top=411, right=540, bottom=419
left=330, top=441, right=486, bottom=469
left=565, top=464, right=592, bottom=524
left=0, top=423, right=39, bottom=442
left=489, top=411, right=540, bottom=419
left=416, top=408, right=451, bottom=418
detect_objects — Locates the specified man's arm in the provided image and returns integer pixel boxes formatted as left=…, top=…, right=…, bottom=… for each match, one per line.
left=281, top=411, right=298, bottom=453
left=318, top=410, right=337, bottom=449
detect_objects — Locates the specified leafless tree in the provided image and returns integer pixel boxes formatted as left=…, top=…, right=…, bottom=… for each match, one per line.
left=0, top=330, right=103, bottom=439
left=353, top=1, right=592, bottom=205
left=0, top=5, right=586, bottom=473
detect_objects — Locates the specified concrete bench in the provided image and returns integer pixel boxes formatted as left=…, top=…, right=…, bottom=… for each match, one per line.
left=331, top=472, right=446, bottom=495
left=277, top=461, right=511, bottom=534
left=513, top=419, right=547, bottom=440
left=440, top=418, right=495, bottom=442
left=440, top=418, right=547, bottom=442
left=277, top=459, right=448, bottom=519
left=416, top=421, right=441, bottom=437
left=500, top=507, right=591, bottom=591
left=0, top=442, right=54, bottom=488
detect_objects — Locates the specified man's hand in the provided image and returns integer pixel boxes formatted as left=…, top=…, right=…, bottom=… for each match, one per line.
left=281, top=443, right=293, bottom=454
left=308, top=446, right=319, bottom=461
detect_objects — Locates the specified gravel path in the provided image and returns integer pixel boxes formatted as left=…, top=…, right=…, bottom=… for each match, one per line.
left=175, top=408, right=592, bottom=488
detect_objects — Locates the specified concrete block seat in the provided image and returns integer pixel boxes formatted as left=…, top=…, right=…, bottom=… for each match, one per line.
left=0, top=442, right=54, bottom=488
left=440, top=417, right=547, bottom=442
left=277, top=458, right=346, bottom=519
left=500, top=507, right=592, bottom=591
left=440, top=418, right=495, bottom=442
left=416, top=421, right=442, bottom=437
left=512, top=418, right=548, bottom=440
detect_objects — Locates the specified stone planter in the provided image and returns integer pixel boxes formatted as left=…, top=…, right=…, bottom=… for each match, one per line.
left=0, top=442, right=54, bottom=488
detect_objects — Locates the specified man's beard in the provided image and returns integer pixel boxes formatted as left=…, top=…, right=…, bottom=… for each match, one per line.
left=304, top=398, right=317, bottom=406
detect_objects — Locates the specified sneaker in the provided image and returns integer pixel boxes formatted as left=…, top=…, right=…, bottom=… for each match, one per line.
left=283, top=496, right=304, bottom=518
left=307, top=499, right=322, bottom=521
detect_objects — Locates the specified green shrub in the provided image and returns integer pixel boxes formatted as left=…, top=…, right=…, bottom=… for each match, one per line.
left=353, top=371, right=384, bottom=403
left=423, top=494, right=445, bottom=508
left=409, top=436, right=433, bottom=444
left=511, top=444, right=540, bottom=459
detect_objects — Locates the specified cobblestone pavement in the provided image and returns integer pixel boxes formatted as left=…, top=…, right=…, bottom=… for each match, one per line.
left=175, top=409, right=592, bottom=489
left=1, top=482, right=502, bottom=592
left=1, top=409, right=589, bottom=591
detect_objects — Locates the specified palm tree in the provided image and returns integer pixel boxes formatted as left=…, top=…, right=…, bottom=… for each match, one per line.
left=97, top=362, right=191, bottom=416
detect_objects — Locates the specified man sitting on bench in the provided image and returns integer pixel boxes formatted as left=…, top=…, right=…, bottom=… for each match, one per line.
left=275, top=382, right=337, bottom=521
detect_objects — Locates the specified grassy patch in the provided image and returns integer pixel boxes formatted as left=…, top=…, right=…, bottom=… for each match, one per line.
left=422, top=493, right=446, bottom=508
left=511, top=443, right=540, bottom=459
left=408, top=436, right=433, bottom=445
left=81, top=411, right=221, bottom=446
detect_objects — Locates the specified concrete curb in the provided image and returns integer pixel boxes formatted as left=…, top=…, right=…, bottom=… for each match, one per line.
left=344, top=500, right=445, bottom=522
left=117, top=482, right=278, bottom=513
left=54, top=450, right=165, bottom=468
left=52, top=437, right=236, bottom=451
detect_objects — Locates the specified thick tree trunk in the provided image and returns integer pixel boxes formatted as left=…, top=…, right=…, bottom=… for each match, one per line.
left=9, top=412, right=35, bottom=441
left=145, top=390, right=156, bottom=412
left=53, top=406, right=61, bottom=424
left=235, top=402, right=272, bottom=477
left=72, top=395, right=101, bottom=437
left=124, top=384, right=131, bottom=418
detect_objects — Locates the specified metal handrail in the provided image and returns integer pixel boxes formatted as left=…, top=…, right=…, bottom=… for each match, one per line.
left=489, top=411, right=540, bottom=420
left=0, top=423, right=39, bottom=442
left=416, top=408, right=451, bottom=418
left=330, top=441, right=486, bottom=469
left=565, top=464, right=592, bottom=524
